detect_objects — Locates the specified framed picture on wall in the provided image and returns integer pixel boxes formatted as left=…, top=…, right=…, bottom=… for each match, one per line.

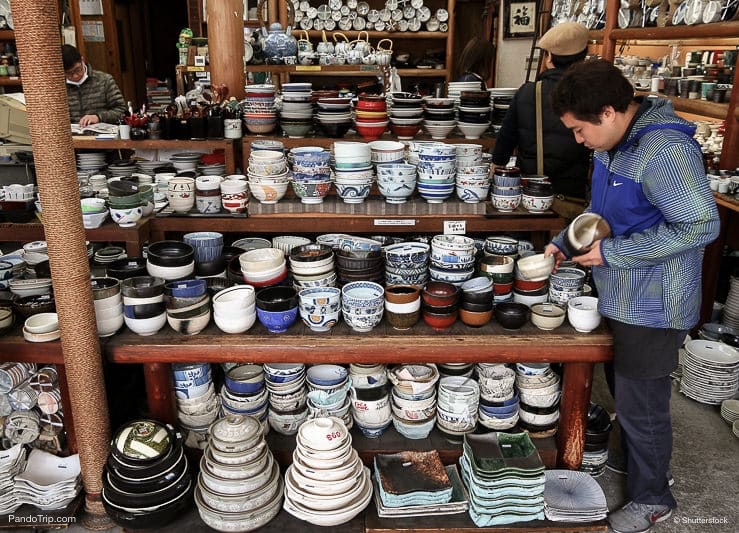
left=504, top=0, right=537, bottom=39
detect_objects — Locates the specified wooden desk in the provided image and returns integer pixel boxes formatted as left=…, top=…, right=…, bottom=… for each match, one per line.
left=105, top=320, right=613, bottom=470
left=0, top=218, right=150, bottom=257
left=0, top=328, right=78, bottom=453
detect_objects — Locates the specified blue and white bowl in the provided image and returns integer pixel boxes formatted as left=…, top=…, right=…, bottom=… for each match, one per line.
left=456, top=182, right=491, bottom=203
left=343, top=310, right=383, bottom=333
left=307, top=364, right=349, bottom=387
left=383, top=242, right=430, bottom=269
left=335, top=181, right=372, bottom=204
left=341, top=281, right=384, bottom=308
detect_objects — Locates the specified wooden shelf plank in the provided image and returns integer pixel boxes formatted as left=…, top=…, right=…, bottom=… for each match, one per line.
left=636, top=91, right=729, bottom=120
left=297, top=30, right=448, bottom=40
left=0, top=77, right=21, bottom=86
left=0, top=30, right=15, bottom=40
left=609, top=20, right=739, bottom=40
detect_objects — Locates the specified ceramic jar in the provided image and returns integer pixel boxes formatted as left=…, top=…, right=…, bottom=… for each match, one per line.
left=220, top=179, right=249, bottom=214
left=167, top=177, right=195, bottom=213
left=195, top=176, right=222, bottom=214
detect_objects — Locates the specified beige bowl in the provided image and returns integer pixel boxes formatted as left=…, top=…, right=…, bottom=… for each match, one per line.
left=530, top=303, right=566, bottom=330
left=516, top=253, right=555, bottom=281
left=566, top=212, right=611, bottom=255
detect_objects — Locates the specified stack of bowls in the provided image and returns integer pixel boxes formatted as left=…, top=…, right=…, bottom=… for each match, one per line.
left=80, top=197, right=108, bottom=229
left=354, top=95, right=388, bottom=141
left=334, top=167, right=373, bottom=204
left=315, top=96, right=353, bottom=138
left=581, top=403, right=613, bottom=477
left=341, top=281, right=384, bottom=333
left=183, top=232, right=224, bottom=278
left=221, top=364, right=268, bottom=423
left=195, top=415, right=282, bottom=531
left=272, top=235, right=311, bottom=256
left=169, top=153, right=200, bottom=172
left=349, top=364, right=387, bottom=389
left=243, top=84, right=277, bottom=135
left=376, top=163, right=417, bottom=204
left=478, top=255, right=515, bottom=304
left=384, top=285, right=421, bottom=330
left=388, top=92, right=424, bottom=139
left=121, top=276, right=166, bottom=336
left=549, top=267, right=587, bottom=307
left=165, top=177, right=195, bottom=215
left=455, top=144, right=490, bottom=203
left=422, top=97, right=456, bottom=140
left=349, top=380, right=391, bottom=438
left=567, top=296, right=602, bottom=333
left=108, top=180, right=143, bottom=227
left=255, top=286, right=299, bottom=333
left=146, top=240, right=195, bottom=281
left=514, top=253, right=555, bottom=307
left=491, top=167, right=522, bottom=212
left=457, top=91, right=492, bottom=139
left=383, top=242, right=430, bottom=287
left=388, top=363, right=439, bottom=438
left=212, top=285, right=256, bottom=334
left=298, top=287, right=341, bottom=333
left=476, top=363, right=519, bottom=430
left=335, top=249, right=383, bottom=287
left=515, top=363, right=561, bottom=437
left=459, top=277, right=493, bottom=327
left=283, top=417, right=372, bottom=526
left=103, top=420, right=192, bottom=529
left=416, top=143, right=456, bottom=203
left=429, top=235, right=476, bottom=285
left=279, top=82, right=314, bottom=138
left=489, top=87, right=517, bottom=134
left=91, top=277, right=124, bottom=337
left=521, top=179, right=555, bottom=213
left=290, top=244, right=335, bottom=290
left=239, top=247, right=287, bottom=288
left=247, top=150, right=289, bottom=205
left=23, top=312, right=60, bottom=343
left=173, top=363, right=219, bottom=450
left=422, top=281, right=460, bottom=331
left=333, top=142, right=372, bottom=182
left=163, top=279, right=210, bottom=335
left=290, top=147, right=332, bottom=204
left=436, top=376, right=479, bottom=439
left=264, top=363, right=308, bottom=429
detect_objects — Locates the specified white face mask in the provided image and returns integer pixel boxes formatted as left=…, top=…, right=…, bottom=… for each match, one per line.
left=66, top=64, right=89, bottom=86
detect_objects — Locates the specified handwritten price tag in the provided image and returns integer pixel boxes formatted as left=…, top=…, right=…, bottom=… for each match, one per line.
left=444, top=220, right=466, bottom=234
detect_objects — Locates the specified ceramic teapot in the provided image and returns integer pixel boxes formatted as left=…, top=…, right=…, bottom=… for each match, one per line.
left=258, top=0, right=297, bottom=64
left=333, top=32, right=351, bottom=56
left=363, top=46, right=376, bottom=65
left=375, top=39, right=393, bottom=66
left=297, top=30, right=313, bottom=53
left=316, top=30, right=334, bottom=55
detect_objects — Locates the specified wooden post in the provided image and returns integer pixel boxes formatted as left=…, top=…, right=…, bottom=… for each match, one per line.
left=206, top=0, right=245, bottom=100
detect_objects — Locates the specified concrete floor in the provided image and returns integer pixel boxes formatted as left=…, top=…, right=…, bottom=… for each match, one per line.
left=20, top=362, right=739, bottom=533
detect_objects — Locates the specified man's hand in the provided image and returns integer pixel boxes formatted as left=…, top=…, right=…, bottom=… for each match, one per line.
left=544, top=243, right=566, bottom=269
left=572, top=240, right=604, bottom=267
left=79, top=114, right=100, bottom=127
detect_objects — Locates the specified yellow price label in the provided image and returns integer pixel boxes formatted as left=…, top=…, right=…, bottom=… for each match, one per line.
left=295, top=65, right=322, bottom=71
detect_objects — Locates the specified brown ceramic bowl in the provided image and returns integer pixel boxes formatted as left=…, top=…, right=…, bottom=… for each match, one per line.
left=422, top=308, right=458, bottom=331
left=421, top=281, right=459, bottom=307
left=385, top=285, right=421, bottom=305
left=459, top=308, right=493, bottom=327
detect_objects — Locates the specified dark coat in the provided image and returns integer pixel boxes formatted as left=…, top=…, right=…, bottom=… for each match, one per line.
left=66, top=66, right=127, bottom=124
left=492, top=68, right=591, bottom=199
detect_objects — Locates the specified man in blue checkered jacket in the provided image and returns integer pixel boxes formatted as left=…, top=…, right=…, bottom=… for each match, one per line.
left=544, top=59, right=720, bottom=533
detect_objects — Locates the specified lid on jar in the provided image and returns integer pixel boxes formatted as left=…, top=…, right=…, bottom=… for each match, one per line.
left=209, top=413, right=262, bottom=443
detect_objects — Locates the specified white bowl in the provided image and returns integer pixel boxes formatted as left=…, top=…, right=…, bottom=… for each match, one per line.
left=146, top=260, right=195, bottom=281
left=239, top=248, right=285, bottom=272
left=97, top=314, right=124, bottom=337
left=124, top=312, right=167, bottom=336
left=213, top=308, right=256, bottom=334
left=567, top=296, right=601, bottom=333
left=530, top=303, right=566, bottom=330
left=24, top=312, right=59, bottom=334
left=457, top=121, right=491, bottom=139
left=212, top=285, right=256, bottom=311
left=516, top=253, right=555, bottom=281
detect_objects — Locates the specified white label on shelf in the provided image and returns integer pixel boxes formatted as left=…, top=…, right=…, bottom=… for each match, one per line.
left=374, top=219, right=416, bottom=226
left=444, top=220, right=466, bottom=234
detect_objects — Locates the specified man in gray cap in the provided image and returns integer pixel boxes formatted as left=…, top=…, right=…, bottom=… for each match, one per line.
left=492, top=22, right=592, bottom=218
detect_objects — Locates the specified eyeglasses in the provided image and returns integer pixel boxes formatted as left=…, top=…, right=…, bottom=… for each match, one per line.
left=65, top=62, right=85, bottom=78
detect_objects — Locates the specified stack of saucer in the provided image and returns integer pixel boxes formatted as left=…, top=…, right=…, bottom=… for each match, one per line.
left=680, top=339, right=739, bottom=404
left=721, top=399, right=739, bottom=424
left=460, top=432, right=546, bottom=527
left=169, top=152, right=202, bottom=172
left=76, top=152, right=106, bottom=174
left=14, top=449, right=81, bottom=511
left=283, top=417, right=372, bottom=526
left=436, top=376, right=479, bottom=439
left=0, top=444, right=26, bottom=513
left=195, top=415, right=283, bottom=532
left=173, top=362, right=219, bottom=450
left=515, top=363, right=560, bottom=437
left=108, top=160, right=137, bottom=177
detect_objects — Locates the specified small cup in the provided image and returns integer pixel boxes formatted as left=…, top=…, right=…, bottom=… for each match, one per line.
left=119, top=124, right=131, bottom=140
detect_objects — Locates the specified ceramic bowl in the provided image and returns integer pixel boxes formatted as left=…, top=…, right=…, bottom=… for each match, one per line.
left=239, top=248, right=285, bottom=273
left=530, top=303, right=566, bottom=330
left=567, top=296, right=601, bottom=333
left=24, top=312, right=59, bottom=334
left=422, top=281, right=460, bottom=307
left=566, top=212, right=612, bottom=255
left=494, top=302, right=529, bottom=330
left=297, top=417, right=347, bottom=451
left=147, top=241, right=195, bottom=268
left=107, top=258, right=148, bottom=280
left=516, top=253, right=555, bottom=281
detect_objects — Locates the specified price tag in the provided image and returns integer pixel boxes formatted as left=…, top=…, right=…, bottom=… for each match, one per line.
left=359, top=65, right=379, bottom=72
left=444, top=220, right=466, bottom=234
left=296, top=65, right=322, bottom=71
left=186, top=66, right=205, bottom=72
left=374, top=219, right=416, bottom=226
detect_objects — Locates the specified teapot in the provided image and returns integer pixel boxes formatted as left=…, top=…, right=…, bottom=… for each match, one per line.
left=375, top=39, right=393, bottom=66
left=316, top=30, right=334, bottom=55
left=297, top=30, right=313, bottom=53
left=333, top=32, right=351, bottom=57
left=258, top=0, right=297, bottom=64
left=363, top=46, right=376, bottom=65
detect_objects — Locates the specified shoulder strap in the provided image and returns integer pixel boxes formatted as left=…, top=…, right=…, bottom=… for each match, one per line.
left=535, top=80, right=544, bottom=176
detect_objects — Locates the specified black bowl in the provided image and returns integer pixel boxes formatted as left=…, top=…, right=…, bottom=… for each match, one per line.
left=123, top=302, right=166, bottom=319
left=153, top=165, right=177, bottom=174
left=458, top=110, right=491, bottom=122
left=256, top=286, right=298, bottom=311
left=335, top=250, right=383, bottom=270
left=523, top=182, right=554, bottom=197
left=585, top=431, right=611, bottom=446
left=462, top=289, right=494, bottom=306
left=424, top=112, right=455, bottom=121
left=221, top=245, right=247, bottom=262
left=146, top=241, right=195, bottom=268
left=205, top=277, right=232, bottom=297
left=120, top=276, right=166, bottom=298
left=587, top=402, right=613, bottom=434
left=517, top=419, right=559, bottom=433
left=720, top=332, right=739, bottom=348
left=494, top=302, right=528, bottom=330
left=290, top=243, right=334, bottom=263
left=103, top=464, right=191, bottom=509
left=195, top=256, right=226, bottom=277
left=107, top=257, right=148, bottom=281
left=102, top=480, right=193, bottom=530
left=461, top=300, right=493, bottom=312
left=176, top=170, right=197, bottom=178
left=584, top=441, right=609, bottom=452
left=13, top=294, right=55, bottom=319
left=317, top=121, right=352, bottom=138
left=108, top=180, right=139, bottom=196
left=513, top=286, right=549, bottom=297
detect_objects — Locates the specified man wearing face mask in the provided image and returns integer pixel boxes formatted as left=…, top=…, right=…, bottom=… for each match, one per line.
left=62, top=44, right=126, bottom=127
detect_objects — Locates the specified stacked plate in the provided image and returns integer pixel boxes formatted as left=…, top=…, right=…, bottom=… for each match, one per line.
left=436, top=376, right=479, bottom=438
left=76, top=151, right=106, bottom=173
left=723, top=275, right=739, bottom=329
left=543, top=470, right=608, bottom=522
left=460, top=432, right=546, bottom=527
left=0, top=444, right=26, bottom=514
left=721, top=399, right=739, bottom=424
left=315, top=97, right=353, bottom=138
left=108, top=160, right=137, bottom=177
left=136, top=159, right=166, bottom=175
left=197, top=162, right=226, bottom=176
left=283, top=417, right=372, bottom=526
left=374, top=451, right=453, bottom=508
left=515, top=363, right=561, bottom=437
left=195, top=415, right=283, bottom=532
left=680, top=339, right=739, bottom=404
left=169, top=152, right=202, bottom=172
left=13, top=450, right=81, bottom=511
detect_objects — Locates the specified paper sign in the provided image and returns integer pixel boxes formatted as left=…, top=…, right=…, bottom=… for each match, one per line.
left=374, top=219, right=416, bottom=226
left=78, top=0, right=104, bottom=16
left=444, top=220, right=466, bottom=234
left=81, top=21, right=105, bottom=42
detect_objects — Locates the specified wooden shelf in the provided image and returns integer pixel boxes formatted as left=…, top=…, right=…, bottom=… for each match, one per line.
left=0, top=76, right=21, bottom=86
left=635, top=91, right=729, bottom=120
left=0, top=30, right=14, bottom=40
left=609, top=20, right=739, bottom=41
left=296, top=30, right=449, bottom=40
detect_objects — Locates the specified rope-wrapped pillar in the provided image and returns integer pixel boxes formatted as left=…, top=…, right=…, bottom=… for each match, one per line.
left=9, top=1, right=112, bottom=528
